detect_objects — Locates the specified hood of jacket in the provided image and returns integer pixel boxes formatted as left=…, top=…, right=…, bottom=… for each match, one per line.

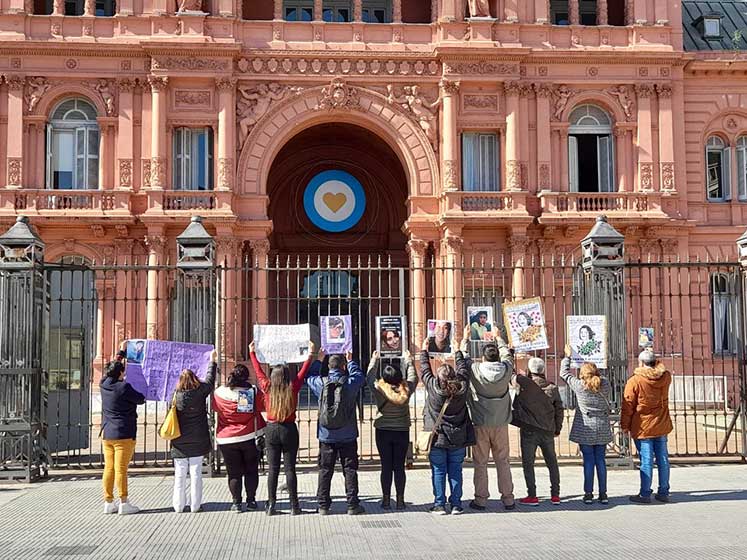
left=375, top=379, right=410, bottom=405
left=215, top=385, right=246, bottom=402
left=478, top=361, right=508, bottom=383
left=634, top=363, right=669, bottom=384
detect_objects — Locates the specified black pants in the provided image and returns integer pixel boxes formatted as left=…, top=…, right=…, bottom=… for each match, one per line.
left=317, top=440, right=359, bottom=509
left=265, top=422, right=300, bottom=506
left=520, top=428, right=560, bottom=498
left=375, top=429, right=409, bottom=497
left=220, top=440, right=259, bottom=504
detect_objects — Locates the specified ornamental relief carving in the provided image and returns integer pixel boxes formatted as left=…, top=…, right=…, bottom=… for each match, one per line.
left=442, top=160, right=458, bottom=191
left=152, top=57, right=230, bottom=71
left=7, top=159, right=22, bottom=186
left=444, top=61, right=519, bottom=75
left=386, top=84, right=441, bottom=147
left=25, top=77, right=51, bottom=114
left=660, top=162, right=675, bottom=192
left=463, top=94, right=498, bottom=112
left=237, top=82, right=303, bottom=149
left=551, top=85, right=574, bottom=121
left=142, top=159, right=151, bottom=188
left=607, top=85, right=635, bottom=121
left=118, top=159, right=133, bottom=188
left=639, top=162, right=654, bottom=192
left=317, top=78, right=360, bottom=111
left=237, top=57, right=440, bottom=77
left=175, top=90, right=212, bottom=107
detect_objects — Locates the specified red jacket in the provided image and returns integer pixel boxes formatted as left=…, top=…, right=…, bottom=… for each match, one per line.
left=251, top=352, right=311, bottom=423
left=212, top=385, right=266, bottom=445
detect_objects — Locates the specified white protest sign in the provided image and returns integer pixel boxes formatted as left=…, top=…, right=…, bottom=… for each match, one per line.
left=253, top=324, right=311, bottom=364
left=566, top=315, right=608, bottom=368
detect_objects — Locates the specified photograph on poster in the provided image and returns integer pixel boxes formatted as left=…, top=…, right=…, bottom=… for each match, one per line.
left=639, top=327, right=654, bottom=348
left=427, top=319, right=453, bottom=355
left=320, top=315, right=353, bottom=354
left=502, top=298, right=549, bottom=352
left=126, top=339, right=146, bottom=364
left=376, top=316, right=406, bottom=358
left=468, top=306, right=495, bottom=342
left=566, top=315, right=608, bottom=368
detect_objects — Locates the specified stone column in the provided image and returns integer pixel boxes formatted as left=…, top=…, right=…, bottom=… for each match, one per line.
left=441, top=0, right=457, bottom=21
left=216, top=237, right=242, bottom=361
left=654, top=1, right=668, bottom=25
left=97, top=119, right=114, bottom=190
left=313, top=0, right=322, bottom=20
left=614, top=127, right=628, bottom=192
left=116, top=79, right=135, bottom=190
left=535, top=84, right=552, bottom=191
left=535, top=0, right=549, bottom=23
left=148, top=76, right=168, bottom=189
left=509, top=234, right=528, bottom=300
left=504, top=0, right=518, bottom=22
left=273, top=0, right=282, bottom=20
left=505, top=81, right=522, bottom=191
left=569, top=0, right=580, bottom=24
left=656, top=83, right=675, bottom=193
left=145, top=234, right=166, bottom=340
left=560, top=126, right=570, bottom=191
left=117, top=0, right=133, bottom=16
left=441, top=232, right=463, bottom=335
left=5, top=76, right=25, bottom=188
left=52, top=0, right=64, bottom=15
left=633, top=0, right=647, bottom=24
left=598, top=0, right=608, bottom=25
left=216, top=78, right=237, bottom=192
left=84, top=0, right=94, bottom=16
left=393, top=0, right=402, bottom=23
left=407, top=238, right=429, bottom=351
left=440, top=79, right=460, bottom=191
left=635, top=84, right=654, bottom=192
left=353, top=0, right=362, bottom=21
left=250, top=239, right=270, bottom=324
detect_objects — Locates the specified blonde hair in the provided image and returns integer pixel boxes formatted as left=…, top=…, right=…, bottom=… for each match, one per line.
left=268, top=365, right=296, bottom=421
left=579, top=363, right=601, bottom=393
left=176, top=368, right=200, bottom=392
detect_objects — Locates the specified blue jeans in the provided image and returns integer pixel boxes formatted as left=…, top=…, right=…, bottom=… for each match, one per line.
left=579, top=444, right=607, bottom=495
left=635, top=436, right=670, bottom=498
left=429, top=447, right=466, bottom=507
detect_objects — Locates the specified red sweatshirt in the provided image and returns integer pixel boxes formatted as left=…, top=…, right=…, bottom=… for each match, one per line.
left=251, top=352, right=311, bottom=423
left=212, top=385, right=266, bottom=445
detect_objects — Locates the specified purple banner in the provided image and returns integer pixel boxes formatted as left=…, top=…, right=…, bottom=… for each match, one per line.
left=124, top=339, right=214, bottom=402
left=320, top=315, right=353, bottom=354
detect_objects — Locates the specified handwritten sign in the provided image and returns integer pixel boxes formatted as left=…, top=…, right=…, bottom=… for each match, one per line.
left=253, top=324, right=312, bottom=365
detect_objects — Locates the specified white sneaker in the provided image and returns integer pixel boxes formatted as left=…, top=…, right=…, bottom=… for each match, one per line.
left=104, top=501, right=119, bottom=514
left=118, top=501, right=140, bottom=515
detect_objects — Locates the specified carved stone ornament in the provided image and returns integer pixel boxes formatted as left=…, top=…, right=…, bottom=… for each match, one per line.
left=316, top=78, right=360, bottom=111
left=634, top=84, right=654, bottom=98
left=24, top=77, right=51, bottom=114
left=539, top=163, right=551, bottom=189
left=660, top=162, right=675, bottom=192
left=443, top=160, right=458, bottom=190
left=118, top=159, right=133, bottom=188
left=639, top=162, right=654, bottom=192
left=148, top=76, right=168, bottom=92
left=467, top=0, right=491, bottom=18
left=151, top=57, right=229, bottom=71
left=218, top=158, right=233, bottom=190
left=607, top=85, right=634, bottom=121
left=237, top=82, right=302, bottom=148
left=249, top=239, right=271, bottom=264
left=215, top=77, right=237, bottom=91
left=444, top=61, right=518, bottom=75
left=176, top=0, right=204, bottom=12
left=144, top=235, right=167, bottom=254
left=7, top=158, right=22, bottom=186
left=150, top=157, right=166, bottom=188
left=406, top=238, right=429, bottom=260
left=552, top=84, right=574, bottom=121
left=387, top=84, right=441, bottom=147
left=92, top=79, right=117, bottom=116
left=655, top=83, right=672, bottom=99
left=175, top=90, right=211, bottom=107
left=463, top=94, right=498, bottom=111
left=5, top=75, right=25, bottom=91
left=142, top=159, right=151, bottom=188
left=506, top=160, right=522, bottom=191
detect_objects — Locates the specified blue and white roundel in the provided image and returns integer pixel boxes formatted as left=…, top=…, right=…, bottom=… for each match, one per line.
left=303, top=170, right=366, bottom=233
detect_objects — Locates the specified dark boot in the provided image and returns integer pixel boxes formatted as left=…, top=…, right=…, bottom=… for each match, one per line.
left=265, top=501, right=276, bottom=517
left=290, top=501, right=302, bottom=516
left=395, top=495, right=406, bottom=511
left=380, top=495, right=391, bottom=510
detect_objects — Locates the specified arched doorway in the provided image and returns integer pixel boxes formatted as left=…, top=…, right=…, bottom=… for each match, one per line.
left=568, top=104, right=615, bottom=193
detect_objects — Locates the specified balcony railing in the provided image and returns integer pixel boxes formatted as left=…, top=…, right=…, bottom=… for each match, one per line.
left=538, top=191, right=664, bottom=215
left=440, top=191, right=529, bottom=215
left=3, top=189, right=129, bottom=213
left=162, top=192, right=216, bottom=211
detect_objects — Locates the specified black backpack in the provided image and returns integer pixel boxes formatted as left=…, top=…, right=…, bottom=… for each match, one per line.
left=319, top=375, right=356, bottom=430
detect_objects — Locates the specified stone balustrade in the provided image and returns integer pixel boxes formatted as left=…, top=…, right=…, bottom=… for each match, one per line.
left=538, top=191, right=665, bottom=215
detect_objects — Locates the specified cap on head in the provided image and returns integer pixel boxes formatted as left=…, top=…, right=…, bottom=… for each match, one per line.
left=527, top=357, right=545, bottom=375
left=638, top=349, right=656, bottom=367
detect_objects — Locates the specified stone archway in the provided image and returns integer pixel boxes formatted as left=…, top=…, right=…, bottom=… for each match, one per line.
left=236, top=78, right=440, bottom=208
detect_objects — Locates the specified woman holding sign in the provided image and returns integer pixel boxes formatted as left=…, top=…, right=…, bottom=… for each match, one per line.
left=560, top=344, right=612, bottom=505
left=250, top=340, right=315, bottom=516
left=213, top=363, right=266, bottom=513
left=169, top=350, right=218, bottom=513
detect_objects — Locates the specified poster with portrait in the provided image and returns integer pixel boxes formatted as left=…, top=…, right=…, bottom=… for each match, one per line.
left=502, top=298, right=549, bottom=352
left=566, top=315, right=608, bottom=369
left=320, top=315, right=353, bottom=354
left=467, top=306, right=495, bottom=342
left=638, top=327, right=654, bottom=348
left=427, top=319, right=453, bottom=356
left=376, top=316, right=406, bottom=358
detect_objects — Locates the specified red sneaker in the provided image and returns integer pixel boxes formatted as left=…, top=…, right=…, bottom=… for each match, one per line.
left=551, top=496, right=562, bottom=505
left=518, top=496, right=539, bottom=506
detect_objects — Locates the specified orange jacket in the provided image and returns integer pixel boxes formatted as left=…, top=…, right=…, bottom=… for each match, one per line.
left=621, top=363, right=673, bottom=440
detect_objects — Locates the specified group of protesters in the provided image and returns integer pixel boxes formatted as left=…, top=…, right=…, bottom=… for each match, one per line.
left=99, top=326, right=672, bottom=515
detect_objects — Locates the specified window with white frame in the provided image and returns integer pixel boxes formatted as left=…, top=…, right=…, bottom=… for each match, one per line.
left=735, top=137, right=747, bottom=201
left=46, top=98, right=100, bottom=190
left=363, top=0, right=390, bottom=22
left=284, top=0, right=313, bottom=21
left=172, top=127, right=214, bottom=191
left=706, top=136, right=730, bottom=201
left=711, top=273, right=737, bottom=354
left=462, top=132, right=500, bottom=192
left=568, top=104, right=615, bottom=193
left=323, top=0, right=352, bottom=21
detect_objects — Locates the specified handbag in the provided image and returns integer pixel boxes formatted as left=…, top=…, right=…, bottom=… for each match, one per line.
left=415, top=397, right=451, bottom=456
left=159, top=393, right=181, bottom=441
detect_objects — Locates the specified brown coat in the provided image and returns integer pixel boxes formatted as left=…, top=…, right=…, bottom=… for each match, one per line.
left=621, top=363, right=673, bottom=440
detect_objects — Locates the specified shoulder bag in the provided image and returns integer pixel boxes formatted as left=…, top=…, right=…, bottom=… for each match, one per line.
left=159, top=393, right=181, bottom=441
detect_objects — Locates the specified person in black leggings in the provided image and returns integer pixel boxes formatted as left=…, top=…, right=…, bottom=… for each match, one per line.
left=366, top=350, right=418, bottom=510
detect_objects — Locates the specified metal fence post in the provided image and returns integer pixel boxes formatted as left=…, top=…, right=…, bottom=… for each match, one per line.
left=0, top=217, right=48, bottom=481
left=734, top=230, right=747, bottom=459
left=578, top=215, right=632, bottom=468
left=173, top=216, right=218, bottom=476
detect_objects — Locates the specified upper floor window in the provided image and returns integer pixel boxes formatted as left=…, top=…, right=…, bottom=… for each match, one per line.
left=323, top=0, right=351, bottom=22
left=735, top=137, right=747, bottom=201
left=706, top=136, right=730, bottom=201
left=711, top=273, right=737, bottom=354
left=550, top=0, right=625, bottom=26
left=173, top=127, right=214, bottom=191
left=44, top=0, right=116, bottom=16
left=568, top=104, right=614, bottom=193
left=462, top=133, right=500, bottom=192
left=363, top=0, right=390, bottom=22
left=284, top=0, right=313, bottom=21
left=46, top=98, right=99, bottom=190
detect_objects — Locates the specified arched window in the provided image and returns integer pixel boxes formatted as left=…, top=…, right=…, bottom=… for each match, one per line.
left=568, top=104, right=614, bottom=193
left=47, top=99, right=100, bottom=190
left=736, top=136, right=747, bottom=201
left=711, top=272, right=737, bottom=354
left=706, top=136, right=730, bottom=201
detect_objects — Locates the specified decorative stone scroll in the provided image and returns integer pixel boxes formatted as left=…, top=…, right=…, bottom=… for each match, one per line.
left=444, top=61, right=519, bottom=75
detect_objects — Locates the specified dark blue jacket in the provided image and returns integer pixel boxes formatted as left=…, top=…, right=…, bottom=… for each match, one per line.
left=100, top=374, right=146, bottom=441
left=306, top=359, right=365, bottom=444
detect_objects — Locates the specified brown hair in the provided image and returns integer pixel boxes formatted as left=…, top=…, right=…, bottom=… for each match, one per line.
left=176, top=368, right=200, bottom=392
left=268, top=365, right=296, bottom=421
left=579, top=363, right=601, bottom=393
left=436, top=364, right=461, bottom=397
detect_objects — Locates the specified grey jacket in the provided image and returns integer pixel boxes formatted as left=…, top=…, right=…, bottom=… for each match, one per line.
left=464, top=340, right=513, bottom=427
left=559, top=357, right=613, bottom=446
left=366, top=355, right=418, bottom=432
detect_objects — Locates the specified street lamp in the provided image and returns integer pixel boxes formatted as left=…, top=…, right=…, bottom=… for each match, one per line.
left=0, top=216, right=45, bottom=267
left=176, top=216, right=214, bottom=270
left=581, top=215, right=625, bottom=271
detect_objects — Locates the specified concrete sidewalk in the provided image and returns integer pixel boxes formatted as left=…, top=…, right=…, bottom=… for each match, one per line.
left=1, top=463, right=746, bottom=560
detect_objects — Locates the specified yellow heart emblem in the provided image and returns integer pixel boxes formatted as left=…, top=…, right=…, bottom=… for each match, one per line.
left=323, top=192, right=347, bottom=213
